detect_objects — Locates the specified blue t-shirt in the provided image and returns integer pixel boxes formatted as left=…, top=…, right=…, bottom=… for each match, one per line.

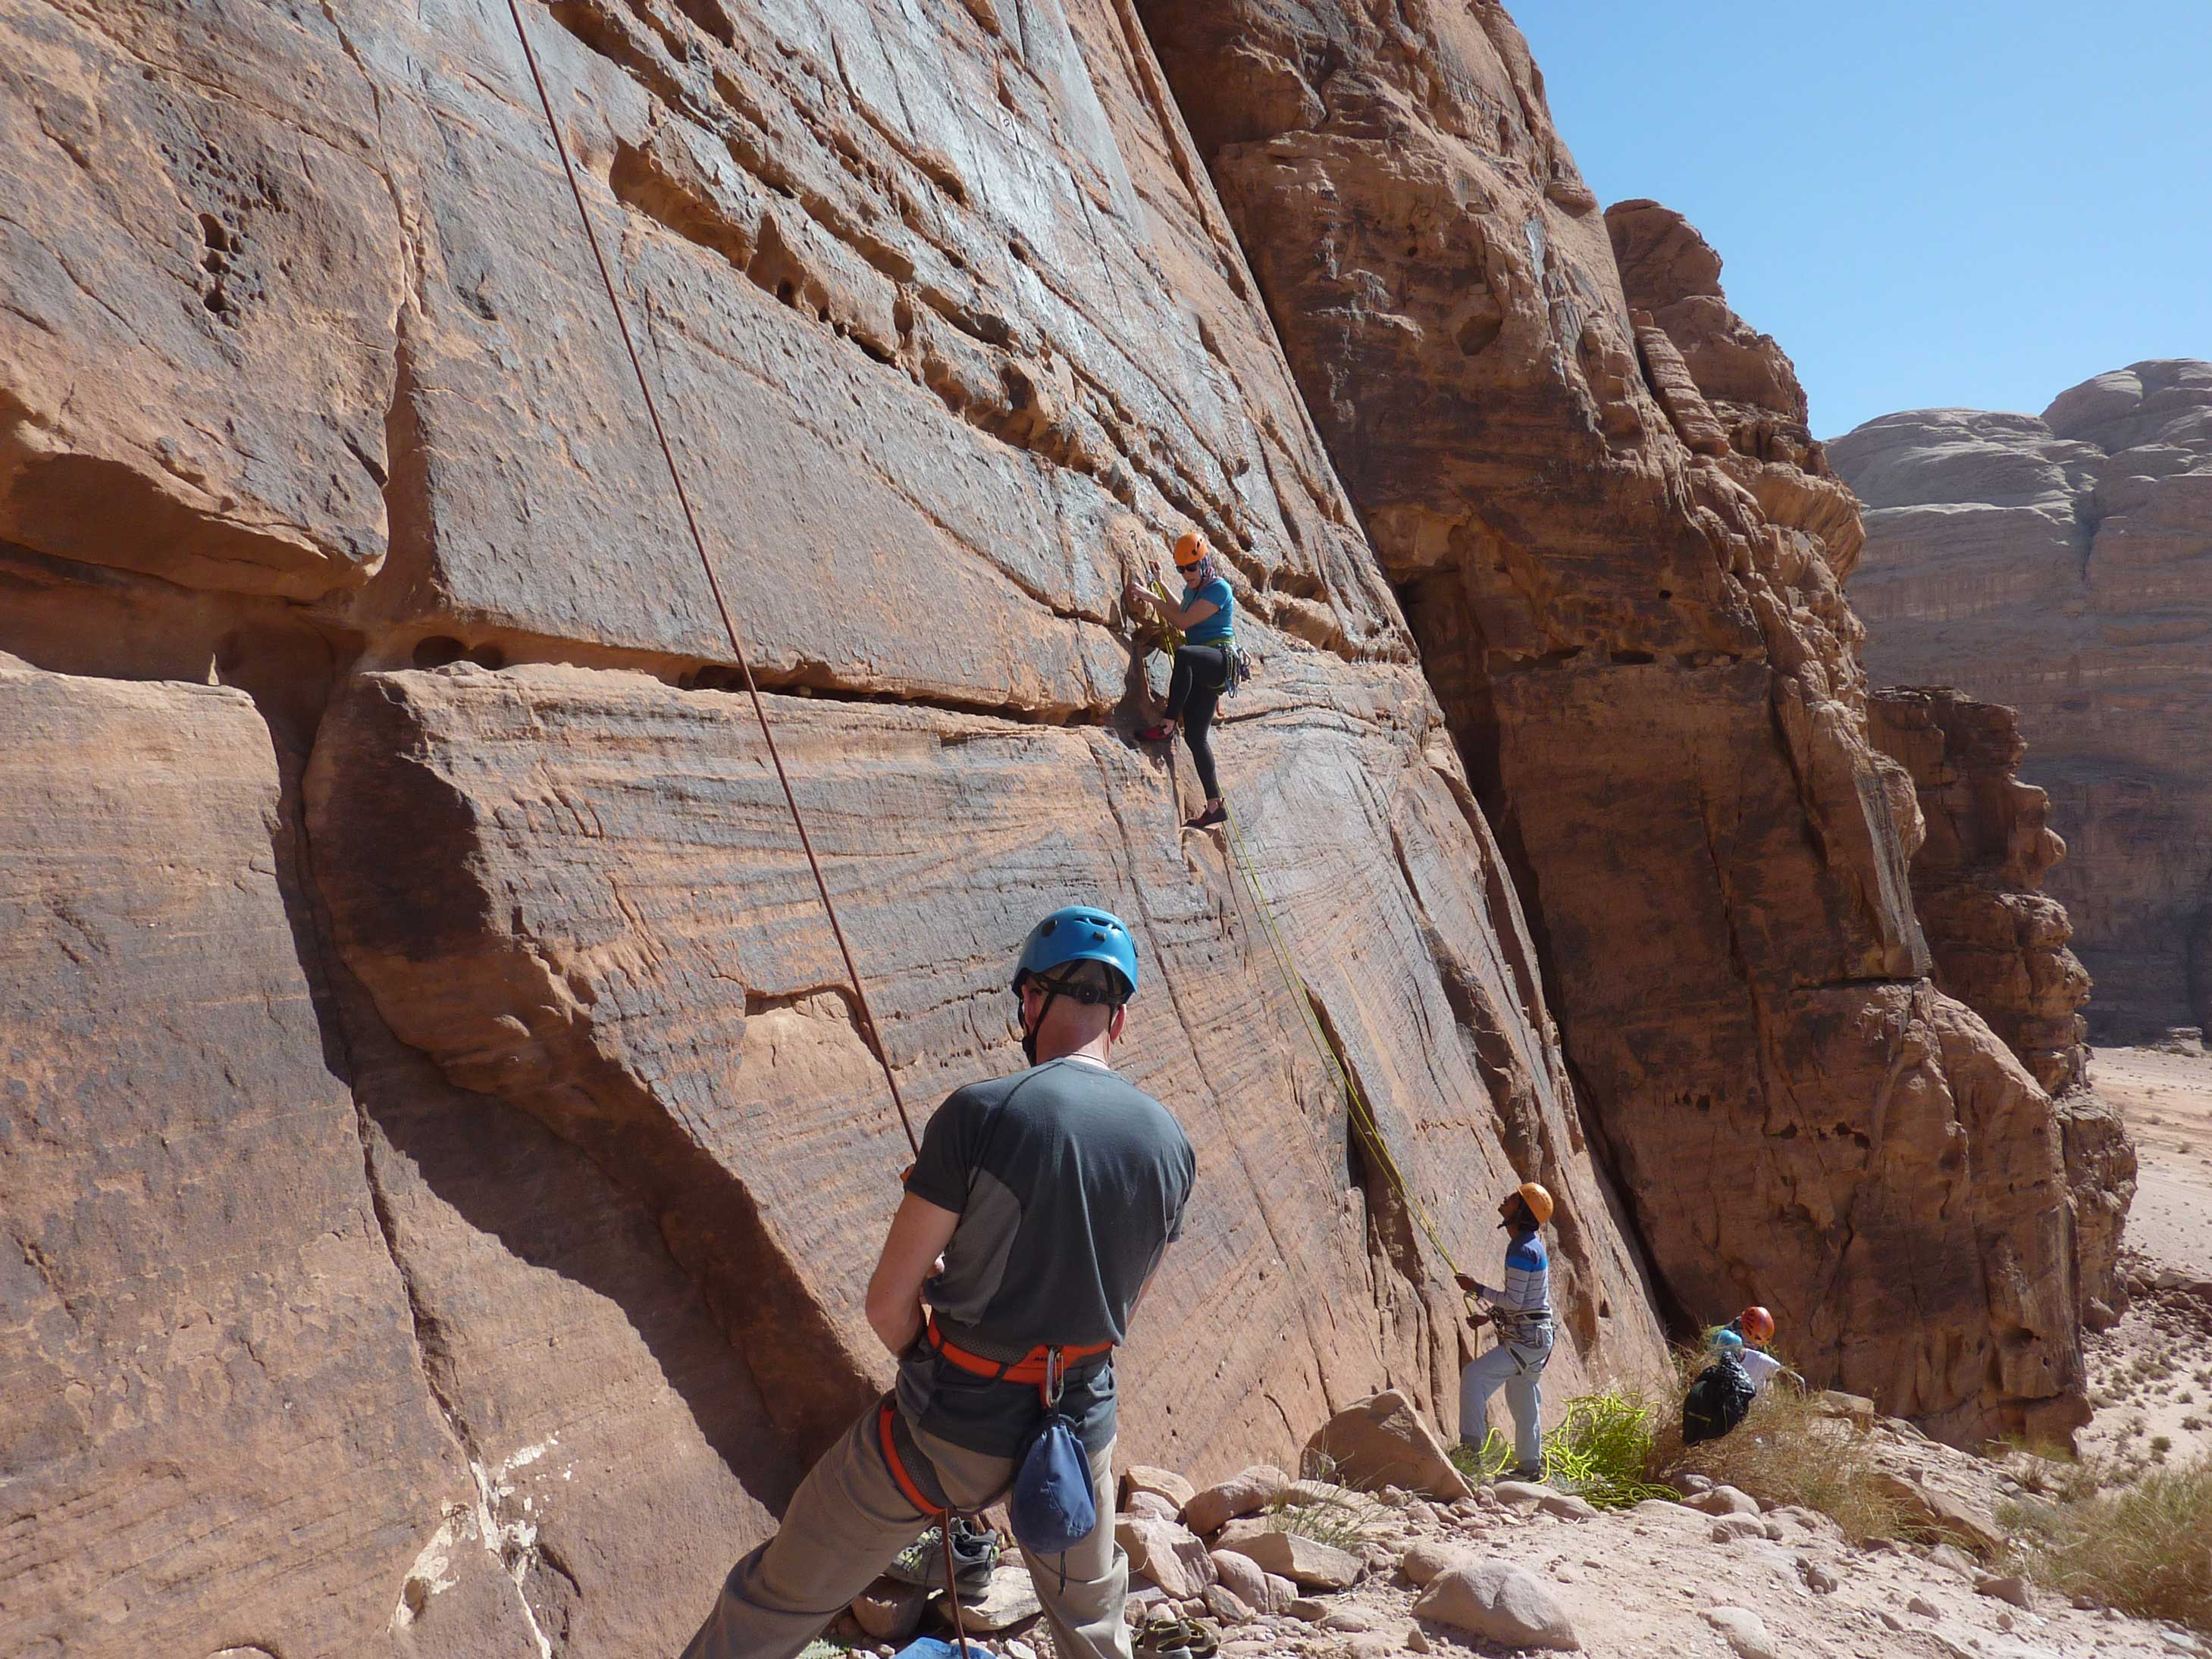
left=1185, top=577, right=1233, bottom=645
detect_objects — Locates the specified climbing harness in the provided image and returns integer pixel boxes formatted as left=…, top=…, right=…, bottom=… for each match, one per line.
left=499, top=0, right=919, bottom=1159
left=923, top=1316, right=1114, bottom=1393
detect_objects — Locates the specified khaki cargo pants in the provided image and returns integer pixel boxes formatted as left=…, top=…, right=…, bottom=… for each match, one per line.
left=679, top=1404, right=1135, bottom=1659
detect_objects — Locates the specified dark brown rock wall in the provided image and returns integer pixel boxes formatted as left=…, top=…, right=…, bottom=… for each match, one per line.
left=1134, top=0, right=2089, bottom=1441
left=1834, top=361, right=2212, bottom=1040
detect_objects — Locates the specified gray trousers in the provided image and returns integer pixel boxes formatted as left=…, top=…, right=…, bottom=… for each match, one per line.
left=1459, top=1335, right=1551, bottom=1470
left=679, top=1404, right=1134, bottom=1659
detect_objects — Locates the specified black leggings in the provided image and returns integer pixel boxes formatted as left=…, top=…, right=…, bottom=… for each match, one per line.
left=1166, top=645, right=1228, bottom=802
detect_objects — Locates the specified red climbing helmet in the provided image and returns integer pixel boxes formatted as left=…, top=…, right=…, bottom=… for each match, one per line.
left=1739, top=1305, right=1775, bottom=1344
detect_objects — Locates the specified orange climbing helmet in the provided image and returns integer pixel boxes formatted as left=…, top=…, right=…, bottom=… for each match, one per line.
left=1514, top=1182, right=1555, bottom=1225
left=1172, top=530, right=1208, bottom=569
left=1738, top=1304, right=1775, bottom=1344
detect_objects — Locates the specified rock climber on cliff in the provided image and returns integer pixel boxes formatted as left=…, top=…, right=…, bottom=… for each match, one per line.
left=1453, top=1182, right=1556, bottom=1479
left=1126, top=531, right=1236, bottom=831
left=681, top=905, right=1196, bottom=1659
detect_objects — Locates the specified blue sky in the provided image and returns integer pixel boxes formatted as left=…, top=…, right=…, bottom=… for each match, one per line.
left=1514, top=2, right=2211, bottom=438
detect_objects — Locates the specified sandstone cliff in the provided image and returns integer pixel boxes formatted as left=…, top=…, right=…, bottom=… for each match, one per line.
left=0, top=2, right=2110, bottom=1654
left=1834, top=361, right=2212, bottom=1041
left=1138, top=5, right=2089, bottom=1445
left=1866, top=687, right=2135, bottom=1314
left=1, top=5, right=1659, bottom=1653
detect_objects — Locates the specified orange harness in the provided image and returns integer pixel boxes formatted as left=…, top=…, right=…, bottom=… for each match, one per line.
left=876, top=1320, right=1114, bottom=1517
left=924, top=1316, right=1112, bottom=1400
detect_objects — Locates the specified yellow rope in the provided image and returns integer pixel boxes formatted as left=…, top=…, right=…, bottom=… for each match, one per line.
left=1218, top=806, right=1469, bottom=1285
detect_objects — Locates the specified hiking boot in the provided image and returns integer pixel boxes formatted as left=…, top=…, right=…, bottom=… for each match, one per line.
left=1136, top=722, right=1177, bottom=743
left=1134, top=1615, right=1197, bottom=1659
left=885, top=1520, right=1000, bottom=1590
left=1183, top=803, right=1227, bottom=830
left=1507, top=1463, right=1545, bottom=1482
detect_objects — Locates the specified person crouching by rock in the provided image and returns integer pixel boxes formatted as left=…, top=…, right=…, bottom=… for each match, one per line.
left=1126, top=531, right=1234, bottom=831
left=679, top=905, right=1195, bottom=1659
left=1715, top=1304, right=1797, bottom=1395
left=1454, top=1182, right=1556, bottom=1479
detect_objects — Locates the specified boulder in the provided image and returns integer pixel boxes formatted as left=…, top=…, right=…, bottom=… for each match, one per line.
left=1412, top=1560, right=1581, bottom=1651
left=1124, top=1492, right=1181, bottom=1523
left=1304, top=1391, right=1473, bottom=1501
left=851, top=1580, right=929, bottom=1642
left=1684, top=1485, right=1762, bottom=1517
left=1816, top=1391, right=1879, bottom=1430
left=1869, top=1472, right=2004, bottom=1555
left=1703, top=1605, right=1779, bottom=1659
left=1207, top=1551, right=1292, bottom=1615
left=1490, top=1481, right=1552, bottom=1509
left=1183, top=1466, right=1292, bottom=1536
left=1709, top=1515, right=1768, bottom=1543
left=1214, top=1532, right=1361, bottom=1592
left=1202, top=1584, right=1255, bottom=1626
left=1537, top=1493, right=1598, bottom=1521
left=945, top=1564, right=1042, bottom=1632
left=1123, top=1467, right=1198, bottom=1513
left=1400, top=1541, right=1483, bottom=1587
left=1114, top=1519, right=1215, bottom=1601
left=1975, top=1573, right=2035, bottom=1610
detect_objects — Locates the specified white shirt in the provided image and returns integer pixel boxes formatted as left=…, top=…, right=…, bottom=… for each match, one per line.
left=1738, top=1347, right=1783, bottom=1391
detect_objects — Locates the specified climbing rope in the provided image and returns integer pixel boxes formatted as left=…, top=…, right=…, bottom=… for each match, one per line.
left=500, top=0, right=918, bottom=1157
left=1217, top=805, right=1469, bottom=1285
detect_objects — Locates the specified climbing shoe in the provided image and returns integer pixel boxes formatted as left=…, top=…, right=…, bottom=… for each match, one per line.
left=1134, top=1614, right=1197, bottom=1659
left=1183, top=804, right=1227, bottom=830
left=885, top=1520, right=1001, bottom=1591
left=1136, top=722, right=1177, bottom=743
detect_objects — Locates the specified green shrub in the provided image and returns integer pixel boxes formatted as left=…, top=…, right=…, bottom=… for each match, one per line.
left=1446, top=1388, right=1673, bottom=1510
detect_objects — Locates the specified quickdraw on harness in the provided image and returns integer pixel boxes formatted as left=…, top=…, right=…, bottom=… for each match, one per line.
left=879, top=1321, right=1110, bottom=1585
left=876, top=1319, right=1111, bottom=1513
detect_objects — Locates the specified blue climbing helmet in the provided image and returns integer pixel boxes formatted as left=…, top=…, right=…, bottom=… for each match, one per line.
left=1013, top=906, right=1139, bottom=1005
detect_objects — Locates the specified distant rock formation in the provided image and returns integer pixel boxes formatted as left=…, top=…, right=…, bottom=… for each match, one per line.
left=1866, top=687, right=2135, bottom=1316
left=1866, top=687, right=2091, bottom=1095
left=1834, top=362, right=2212, bottom=1038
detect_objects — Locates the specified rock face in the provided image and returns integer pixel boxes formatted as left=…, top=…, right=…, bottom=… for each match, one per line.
left=1136, top=7, right=2088, bottom=1440
left=0, top=1, right=2123, bottom=1648
left=0, top=663, right=538, bottom=1659
left=1866, top=687, right=2092, bottom=1094
left=0, top=2, right=1674, bottom=1651
left=1834, top=362, right=2212, bottom=1038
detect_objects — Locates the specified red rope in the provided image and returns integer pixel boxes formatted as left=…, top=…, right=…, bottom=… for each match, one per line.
left=500, top=0, right=920, bottom=1155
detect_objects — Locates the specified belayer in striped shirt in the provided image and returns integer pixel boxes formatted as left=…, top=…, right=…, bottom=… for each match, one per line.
left=1455, top=1182, right=1556, bottom=1479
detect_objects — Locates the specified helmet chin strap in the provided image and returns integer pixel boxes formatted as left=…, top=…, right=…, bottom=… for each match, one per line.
left=1017, top=972, right=1062, bottom=1066
left=1017, top=972, right=1123, bottom=1065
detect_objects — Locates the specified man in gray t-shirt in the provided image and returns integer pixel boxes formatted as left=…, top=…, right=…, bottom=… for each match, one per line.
left=681, top=906, right=1195, bottom=1659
